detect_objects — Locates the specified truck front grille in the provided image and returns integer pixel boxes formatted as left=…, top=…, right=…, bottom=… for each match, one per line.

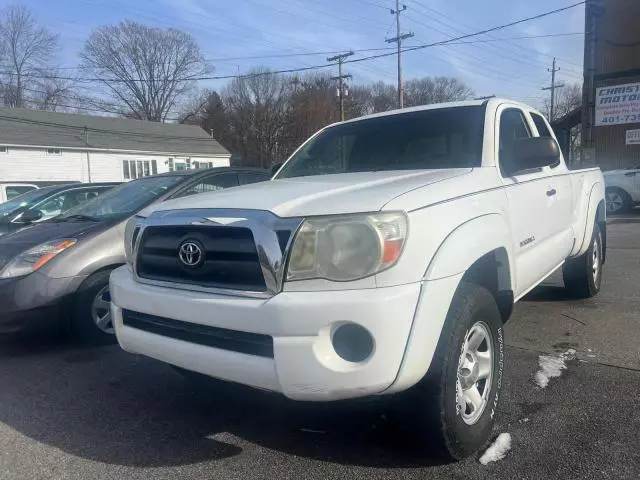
left=136, top=225, right=267, bottom=292
left=122, top=309, right=274, bottom=358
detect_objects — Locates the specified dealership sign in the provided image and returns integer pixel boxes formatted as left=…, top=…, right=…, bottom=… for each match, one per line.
left=596, top=82, right=640, bottom=126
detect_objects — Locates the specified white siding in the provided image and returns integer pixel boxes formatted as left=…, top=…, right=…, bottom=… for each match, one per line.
left=0, top=146, right=230, bottom=183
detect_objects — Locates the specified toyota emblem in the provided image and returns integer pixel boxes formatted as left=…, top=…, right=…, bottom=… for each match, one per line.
left=178, top=240, right=204, bottom=267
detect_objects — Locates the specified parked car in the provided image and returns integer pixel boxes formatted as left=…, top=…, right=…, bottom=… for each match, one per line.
left=0, top=183, right=39, bottom=203
left=110, top=99, right=606, bottom=460
left=0, top=183, right=117, bottom=236
left=604, top=164, right=640, bottom=214
left=0, top=167, right=269, bottom=342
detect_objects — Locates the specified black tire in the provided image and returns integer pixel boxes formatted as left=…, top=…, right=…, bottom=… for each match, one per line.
left=396, top=282, right=505, bottom=460
left=563, top=224, right=603, bottom=298
left=71, top=270, right=117, bottom=345
left=605, top=187, right=632, bottom=215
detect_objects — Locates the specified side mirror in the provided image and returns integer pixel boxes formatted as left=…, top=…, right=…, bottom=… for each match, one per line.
left=503, top=137, right=561, bottom=176
left=270, top=163, right=283, bottom=177
left=19, top=209, right=44, bottom=223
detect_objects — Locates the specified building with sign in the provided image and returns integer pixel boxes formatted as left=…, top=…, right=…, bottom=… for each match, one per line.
left=581, top=0, right=640, bottom=170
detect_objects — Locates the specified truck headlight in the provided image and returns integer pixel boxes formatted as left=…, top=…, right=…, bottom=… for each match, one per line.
left=0, top=239, right=77, bottom=279
left=124, top=216, right=143, bottom=265
left=286, top=212, right=407, bottom=282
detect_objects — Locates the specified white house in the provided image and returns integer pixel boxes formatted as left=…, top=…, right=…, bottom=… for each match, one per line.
left=0, top=107, right=230, bottom=184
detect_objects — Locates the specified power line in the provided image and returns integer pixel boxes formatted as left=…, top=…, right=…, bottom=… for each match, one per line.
left=411, top=0, right=585, bottom=70
left=0, top=3, right=585, bottom=85
left=0, top=33, right=581, bottom=72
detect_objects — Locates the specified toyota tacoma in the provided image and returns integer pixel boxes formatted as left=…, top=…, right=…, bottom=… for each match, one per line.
left=110, top=99, right=606, bottom=459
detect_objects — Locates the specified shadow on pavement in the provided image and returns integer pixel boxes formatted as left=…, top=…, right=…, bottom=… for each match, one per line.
left=0, top=332, right=447, bottom=470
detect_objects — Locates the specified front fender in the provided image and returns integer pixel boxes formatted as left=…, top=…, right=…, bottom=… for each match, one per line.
left=424, top=213, right=515, bottom=285
left=384, top=214, right=514, bottom=394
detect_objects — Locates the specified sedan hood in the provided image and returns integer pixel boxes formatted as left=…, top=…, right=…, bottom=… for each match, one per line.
left=0, top=219, right=116, bottom=268
left=144, top=169, right=472, bottom=218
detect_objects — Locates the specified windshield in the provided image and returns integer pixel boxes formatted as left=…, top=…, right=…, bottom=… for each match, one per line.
left=58, top=176, right=184, bottom=221
left=276, top=106, right=485, bottom=179
left=0, top=187, right=57, bottom=216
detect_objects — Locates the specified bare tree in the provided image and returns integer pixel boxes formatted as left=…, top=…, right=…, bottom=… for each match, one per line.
left=223, top=67, right=289, bottom=167
left=404, top=76, right=473, bottom=107
left=32, top=70, right=76, bottom=111
left=0, top=5, right=58, bottom=108
left=80, top=21, right=208, bottom=122
left=544, top=83, right=582, bottom=120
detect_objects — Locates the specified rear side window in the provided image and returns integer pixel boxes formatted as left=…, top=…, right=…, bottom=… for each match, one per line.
left=6, top=185, right=36, bottom=200
left=530, top=113, right=553, bottom=138
left=173, top=173, right=240, bottom=198
left=238, top=172, right=269, bottom=185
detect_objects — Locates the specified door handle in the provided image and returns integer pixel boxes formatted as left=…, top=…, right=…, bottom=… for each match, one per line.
left=546, top=188, right=557, bottom=197
left=624, top=172, right=637, bottom=177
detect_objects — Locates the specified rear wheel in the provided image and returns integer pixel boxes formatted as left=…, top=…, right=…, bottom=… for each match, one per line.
left=563, top=224, right=603, bottom=298
left=605, top=187, right=632, bottom=214
left=397, top=282, right=505, bottom=460
left=71, top=270, right=116, bottom=345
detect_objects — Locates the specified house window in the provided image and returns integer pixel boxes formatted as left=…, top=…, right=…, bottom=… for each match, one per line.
left=47, top=148, right=61, bottom=155
left=123, top=159, right=156, bottom=180
left=0, top=146, right=7, bottom=153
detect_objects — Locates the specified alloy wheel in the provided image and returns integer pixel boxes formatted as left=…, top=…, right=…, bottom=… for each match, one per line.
left=91, top=285, right=114, bottom=334
left=456, top=321, right=494, bottom=425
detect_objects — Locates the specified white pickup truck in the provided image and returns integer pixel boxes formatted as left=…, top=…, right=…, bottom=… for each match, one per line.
left=110, top=98, right=606, bottom=459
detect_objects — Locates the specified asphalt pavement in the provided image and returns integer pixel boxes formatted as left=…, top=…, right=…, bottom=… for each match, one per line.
left=1, top=218, right=639, bottom=480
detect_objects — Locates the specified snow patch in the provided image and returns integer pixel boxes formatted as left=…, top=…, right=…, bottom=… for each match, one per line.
left=479, top=433, right=512, bottom=465
left=534, top=349, right=576, bottom=388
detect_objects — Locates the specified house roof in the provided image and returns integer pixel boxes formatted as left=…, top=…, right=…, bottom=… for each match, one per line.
left=0, top=107, right=229, bottom=157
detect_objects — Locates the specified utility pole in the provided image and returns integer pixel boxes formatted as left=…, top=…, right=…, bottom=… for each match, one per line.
left=327, top=51, right=354, bottom=121
left=84, top=126, right=91, bottom=183
left=542, top=57, right=565, bottom=121
left=291, top=76, right=302, bottom=94
left=386, top=1, right=414, bottom=109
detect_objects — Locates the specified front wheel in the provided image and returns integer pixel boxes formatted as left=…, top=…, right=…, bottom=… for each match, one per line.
left=397, top=282, right=505, bottom=460
left=563, top=224, right=603, bottom=298
left=71, top=270, right=117, bottom=345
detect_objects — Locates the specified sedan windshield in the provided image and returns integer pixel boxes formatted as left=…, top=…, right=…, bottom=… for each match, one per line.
left=0, top=186, right=58, bottom=216
left=58, top=175, right=184, bottom=221
left=276, top=106, right=486, bottom=179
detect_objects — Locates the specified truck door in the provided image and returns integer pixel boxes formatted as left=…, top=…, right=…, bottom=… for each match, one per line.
left=497, top=107, right=568, bottom=298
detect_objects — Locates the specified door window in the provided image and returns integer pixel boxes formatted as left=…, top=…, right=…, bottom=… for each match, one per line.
left=173, top=173, right=239, bottom=198
left=499, top=109, right=533, bottom=175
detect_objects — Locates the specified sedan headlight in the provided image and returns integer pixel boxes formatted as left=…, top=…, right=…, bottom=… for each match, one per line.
left=286, top=212, right=407, bottom=282
left=124, top=216, right=143, bottom=265
left=0, top=239, right=77, bottom=279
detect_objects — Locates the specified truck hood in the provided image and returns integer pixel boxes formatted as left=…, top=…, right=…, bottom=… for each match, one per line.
left=143, top=169, right=472, bottom=218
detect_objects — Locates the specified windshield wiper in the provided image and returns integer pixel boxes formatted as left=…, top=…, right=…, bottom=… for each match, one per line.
left=57, top=214, right=100, bottom=222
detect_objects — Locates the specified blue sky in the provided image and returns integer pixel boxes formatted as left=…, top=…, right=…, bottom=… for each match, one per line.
left=17, top=0, right=585, bottom=109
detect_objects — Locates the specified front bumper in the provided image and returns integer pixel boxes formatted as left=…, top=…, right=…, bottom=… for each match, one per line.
left=0, top=272, right=83, bottom=334
left=110, top=266, right=423, bottom=401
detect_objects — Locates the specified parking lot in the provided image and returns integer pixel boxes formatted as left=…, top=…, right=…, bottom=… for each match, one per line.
left=1, top=216, right=639, bottom=480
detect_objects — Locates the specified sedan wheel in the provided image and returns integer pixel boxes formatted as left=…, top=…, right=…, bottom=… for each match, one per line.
left=91, top=285, right=114, bottom=334
left=606, top=191, right=624, bottom=214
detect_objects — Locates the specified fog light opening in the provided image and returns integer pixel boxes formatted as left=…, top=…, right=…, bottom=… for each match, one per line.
left=332, top=323, right=374, bottom=363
